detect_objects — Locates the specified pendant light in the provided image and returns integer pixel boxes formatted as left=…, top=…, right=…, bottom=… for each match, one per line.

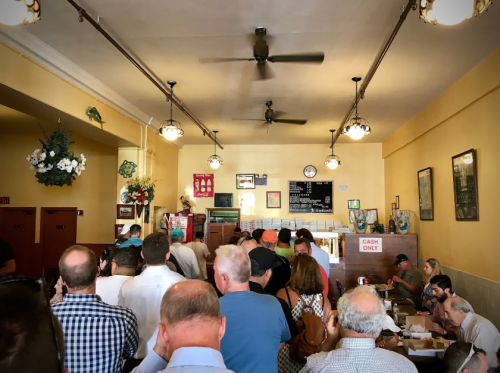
left=207, top=130, right=223, bottom=169
left=158, top=81, right=183, bottom=141
left=0, top=0, right=41, bottom=26
left=420, top=0, right=492, bottom=26
left=325, top=130, right=341, bottom=169
left=341, top=77, right=371, bottom=140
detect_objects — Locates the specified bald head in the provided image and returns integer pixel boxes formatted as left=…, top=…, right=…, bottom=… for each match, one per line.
left=443, top=297, right=470, bottom=327
left=59, top=245, right=97, bottom=290
left=239, top=237, right=258, bottom=254
left=338, top=289, right=386, bottom=339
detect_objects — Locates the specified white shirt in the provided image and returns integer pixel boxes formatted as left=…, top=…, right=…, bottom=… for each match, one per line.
left=185, top=241, right=210, bottom=280
left=118, top=265, right=185, bottom=358
left=95, top=275, right=132, bottom=306
left=310, top=242, right=330, bottom=276
left=457, top=312, right=500, bottom=368
left=170, top=243, right=200, bottom=279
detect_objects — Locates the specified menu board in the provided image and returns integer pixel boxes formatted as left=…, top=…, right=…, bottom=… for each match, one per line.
left=288, top=181, right=333, bottom=213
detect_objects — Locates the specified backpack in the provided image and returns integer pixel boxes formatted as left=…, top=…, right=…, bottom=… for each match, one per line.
left=286, top=289, right=327, bottom=364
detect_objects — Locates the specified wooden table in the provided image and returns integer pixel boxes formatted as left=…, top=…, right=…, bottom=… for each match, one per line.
left=392, top=346, right=444, bottom=373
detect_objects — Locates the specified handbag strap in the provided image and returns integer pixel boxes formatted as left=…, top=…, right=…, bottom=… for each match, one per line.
left=285, top=287, right=292, bottom=308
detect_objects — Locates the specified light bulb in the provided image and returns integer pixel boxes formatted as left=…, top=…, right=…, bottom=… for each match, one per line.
left=463, top=153, right=473, bottom=164
left=429, top=0, right=474, bottom=25
left=348, top=126, right=365, bottom=140
left=163, top=126, right=179, bottom=141
left=24, top=0, right=34, bottom=6
left=326, top=159, right=339, bottom=169
left=0, top=0, right=28, bottom=26
left=209, top=160, right=221, bottom=169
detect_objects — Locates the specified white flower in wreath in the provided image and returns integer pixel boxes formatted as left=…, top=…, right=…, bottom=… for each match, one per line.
left=71, top=160, right=78, bottom=169
left=75, top=169, right=81, bottom=176
left=144, top=200, right=149, bottom=205
left=38, top=163, right=45, bottom=168
left=33, top=149, right=40, bottom=155
left=40, top=153, right=46, bottom=161
left=49, top=151, right=55, bottom=157
left=65, top=166, right=72, bottom=173
left=64, top=158, right=71, bottom=166
left=26, top=155, right=31, bottom=161
left=30, top=164, right=37, bottom=171
left=47, top=164, right=54, bottom=171
left=57, top=160, right=66, bottom=170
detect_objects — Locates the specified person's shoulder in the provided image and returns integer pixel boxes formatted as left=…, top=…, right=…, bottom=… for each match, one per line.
left=373, top=348, right=417, bottom=367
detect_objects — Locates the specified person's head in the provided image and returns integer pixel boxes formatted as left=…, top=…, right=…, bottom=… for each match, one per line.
left=99, top=246, right=116, bottom=277
left=228, top=236, right=240, bottom=245
left=444, top=342, right=488, bottom=373
left=234, top=227, right=242, bottom=237
left=261, top=230, right=278, bottom=250
left=294, top=238, right=312, bottom=256
left=214, top=245, right=250, bottom=294
left=241, top=231, right=250, bottom=238
left=278, top=228, right=291, bottom=246
left=142, top=232, right=170, bottom=265
left=159, top=280, right=225, bottom=360
left=393, top=254, right=412, bottom=271
left=170, top=228, right=184, bottom=243
left=238, top=236, right=258, bottom=254
left=120, top=224, right=132, bottom=239
left=252, top=229, right=265, bottom=244
left=249, top=247, right=279, bottom=288
left=130, top=224, right=142, bottom=238
left=195, top=231, right=204, bottom=241
left=337, top=288, right=386, bottom=339
left=295, top=228, right=315, bottom=244
left=111, top=247, right=138, bottom=276
left=430, top=274, right=453, bottom=302
left=443, top=297, right=471, bottom=327
left=157, top=228, right=168, bottom=235
left=424, top=258, right=444, bottom=281
left=59, top=245, right=98, bottom=292
left=288, top=254, right=323, bottom=295
left=0, top=279, right=68, bottom=373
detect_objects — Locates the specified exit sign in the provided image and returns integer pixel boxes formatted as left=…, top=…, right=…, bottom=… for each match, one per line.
left=0, top=197, right=10, bottom=204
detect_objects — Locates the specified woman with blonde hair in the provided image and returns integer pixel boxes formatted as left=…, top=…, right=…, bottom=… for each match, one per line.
left=276, top=254, right=331, bottom=373
left=422, top=258, right=444, bottom=313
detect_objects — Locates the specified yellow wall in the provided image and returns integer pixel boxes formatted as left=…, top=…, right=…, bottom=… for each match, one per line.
left=384, top=48, right=500, bottom=282
left=154, top=137, right=179, bottom=212
left=0, top=133, right=117, bottom=243
left=178, top=143, right=385, bottom=225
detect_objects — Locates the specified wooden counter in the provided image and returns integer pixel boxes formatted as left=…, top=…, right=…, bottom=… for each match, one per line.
left=343, top=233, right=418, bottom=290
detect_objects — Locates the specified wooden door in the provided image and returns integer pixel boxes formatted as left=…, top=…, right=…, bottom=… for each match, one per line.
left=207, top=223, right=223, bottom=256
left=222, top=223, right=237, bottom=245
left=0, top=207, right=37, bottom=276
left=41, top=208, right=77, bottom=269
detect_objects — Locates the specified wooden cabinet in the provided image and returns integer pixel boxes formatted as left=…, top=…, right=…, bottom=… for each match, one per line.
left=205, top=208, right=240, bottom=255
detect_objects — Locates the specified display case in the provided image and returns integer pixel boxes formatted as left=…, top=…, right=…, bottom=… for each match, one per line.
left=208, top=209, right=240, bottom=223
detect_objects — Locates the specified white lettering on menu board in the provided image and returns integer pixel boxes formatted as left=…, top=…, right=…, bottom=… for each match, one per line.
left=359, top=237, right=382, bottom=253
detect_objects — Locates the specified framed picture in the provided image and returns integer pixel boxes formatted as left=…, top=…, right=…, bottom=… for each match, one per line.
left=452, top=149, right=479, bottom=221
left=117, top=204, right=135, bottom=219
left=236, top=174, right=255, bottom=189
left=366, top=209, right=378, bottom=225
left=267, top=191, right=281, bottom=208
left=418, top=167, right=434, bottom=220
left=348, top=199, right=360, bottom=209
left=239, top=193, right=255, bottom=207
left=214, top=193, right=233, bottom=208
left=115, top=224, right=124, bottom=239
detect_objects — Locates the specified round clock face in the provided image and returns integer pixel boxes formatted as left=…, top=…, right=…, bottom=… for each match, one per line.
left=304, top=165, right=317, bottom=178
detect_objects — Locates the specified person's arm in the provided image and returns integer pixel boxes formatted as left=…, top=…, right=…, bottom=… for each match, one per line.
left=131, top=332, right=168, bottom=373
left=322, top=310, right=341, bottom=352
left=0, top=259, right=16, bottom=276
left=123, top=311, right=140, bottom=359
left=392, top=275, right=420, bottom=293
left=322, top=296, right=332, bottom=323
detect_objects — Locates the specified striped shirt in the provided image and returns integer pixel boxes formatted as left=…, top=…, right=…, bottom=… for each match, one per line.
left=52, top=294, right=139, bottom=373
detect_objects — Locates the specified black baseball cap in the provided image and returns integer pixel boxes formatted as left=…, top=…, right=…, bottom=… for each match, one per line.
left=393, top=254, right=409, bottom=265
left=249, top=247, right=279, bottom=272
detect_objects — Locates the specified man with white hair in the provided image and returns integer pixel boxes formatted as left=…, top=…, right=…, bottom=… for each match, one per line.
left=214, top=245, right=290, bottom=373
left=300, top=288, right=417, bottom=373
left=443, top=297, right=500, bottom=369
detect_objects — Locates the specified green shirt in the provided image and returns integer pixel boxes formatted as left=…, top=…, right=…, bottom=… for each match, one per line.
left=275, top=247, right=294, bottom=259
left=397, top=266, right=423, bottom=306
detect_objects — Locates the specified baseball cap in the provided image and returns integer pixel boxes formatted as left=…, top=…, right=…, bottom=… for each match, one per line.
left=393, top=254, right=409, bottom=265
left=249, top=247, right=280, bottom=272
left=120, top=224, right=132, bottom=235
left=170, top=228, right=184, bottom=239
left=261, top=229, right=278, bottom=244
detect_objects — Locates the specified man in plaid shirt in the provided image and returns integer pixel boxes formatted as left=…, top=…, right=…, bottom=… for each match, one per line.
left=52, top=245, right=139, bottom=373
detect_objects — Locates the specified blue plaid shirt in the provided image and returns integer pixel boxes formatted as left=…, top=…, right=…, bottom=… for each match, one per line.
left=52, top=294, right=139, bottom=373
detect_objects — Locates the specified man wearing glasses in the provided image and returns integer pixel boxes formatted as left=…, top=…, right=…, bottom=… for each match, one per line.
left=443, top=342, right=489, bottom=373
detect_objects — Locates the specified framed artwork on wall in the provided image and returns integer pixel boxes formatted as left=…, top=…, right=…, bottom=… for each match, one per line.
left=117, top=204, right=135, bottom=219
left=266, top=191, right=281, bottom=208
left=348, top=199, right=360, bottom=209
left=418, top=167, right=434, bottom=220
left=115, top=224, right=124, bottom=239
left=452, top=149, right=479, bottom=221
left=366, top=209, right=378, bottom=225
left=236, top=174, right=255, bottom=189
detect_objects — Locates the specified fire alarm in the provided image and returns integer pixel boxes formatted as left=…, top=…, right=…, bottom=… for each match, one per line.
left=77, top=210, right=84, bottom=216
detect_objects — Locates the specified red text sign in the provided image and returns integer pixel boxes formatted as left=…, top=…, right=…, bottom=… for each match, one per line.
left=359, top=237, right=382, bottom=253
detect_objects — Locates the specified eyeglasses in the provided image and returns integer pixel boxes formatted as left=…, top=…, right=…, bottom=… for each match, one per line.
left=243, top=236, right=255, bottom=241
left=456, top=343, right=476, bottom=373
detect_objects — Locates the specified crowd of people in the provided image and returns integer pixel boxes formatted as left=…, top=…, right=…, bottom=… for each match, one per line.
left=1, top=227, right=500, bottom=373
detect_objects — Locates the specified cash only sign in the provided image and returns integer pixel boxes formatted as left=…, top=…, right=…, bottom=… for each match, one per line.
left=359, top=237, right=382, bottom=253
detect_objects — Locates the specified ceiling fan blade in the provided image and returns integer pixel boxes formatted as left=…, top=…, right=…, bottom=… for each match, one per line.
left=232, top=118, right=264, bottom=121
left=272, top=110, right=288, bottom=119
left=267, top=53, right=324, bottom=64
left=255, top=63, right=273, bottom=80
left=199, top=57, right=255, bottom=64
left=273, top=119, right=308, bottom=125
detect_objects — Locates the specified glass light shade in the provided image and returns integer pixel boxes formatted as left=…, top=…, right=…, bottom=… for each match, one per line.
left=163, top=125, right=181, bottom=141
left=0, top=0, right=29, bottom=25
left=207, top=155, right=223, bottom=169
left=325, top=154, right=341, bottom=169
left=463, top=153, right=473, bottom=164
left=420, top=0, right=490, bottom=26
left=342, top=116, right=371, bottom=140
left=348, top=125, right=365, bottom=140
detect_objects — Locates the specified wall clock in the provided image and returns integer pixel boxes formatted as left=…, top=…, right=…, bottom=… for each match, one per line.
left=303, top=165, right=317, bottom=178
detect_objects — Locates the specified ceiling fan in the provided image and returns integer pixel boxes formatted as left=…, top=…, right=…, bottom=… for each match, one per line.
left=234, top=101, right=308, bottom=128
left=199, top=27, right=324, bottom=80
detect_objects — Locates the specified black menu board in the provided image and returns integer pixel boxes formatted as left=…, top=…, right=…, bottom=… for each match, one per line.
left=288, top=181, right=333, bottom=213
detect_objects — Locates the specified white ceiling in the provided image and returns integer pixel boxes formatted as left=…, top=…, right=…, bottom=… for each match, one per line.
left=10, top=0, right=500, bottom=145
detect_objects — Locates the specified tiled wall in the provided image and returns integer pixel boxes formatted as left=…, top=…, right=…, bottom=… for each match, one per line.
left=418, top=259, right=500, bottom=330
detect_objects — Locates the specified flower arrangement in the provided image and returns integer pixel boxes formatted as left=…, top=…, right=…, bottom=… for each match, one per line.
left=125, top=176, right=156, bottom=205
left=27, top=128, right=86, bottom=187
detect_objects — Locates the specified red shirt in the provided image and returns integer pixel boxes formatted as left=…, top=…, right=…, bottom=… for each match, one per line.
left=319, top=265, right=329, bottom=298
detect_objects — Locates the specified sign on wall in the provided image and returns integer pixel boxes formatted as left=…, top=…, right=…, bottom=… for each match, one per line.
left=359, top=237, right=382, bottom=253
left=193, top=174, right=214, bottom=198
